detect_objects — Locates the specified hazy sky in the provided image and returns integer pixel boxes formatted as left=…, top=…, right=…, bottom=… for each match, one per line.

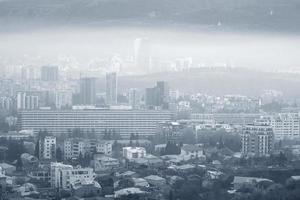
left=1, top=0, right=300, bottom=73
left=1, top=26, right=300, bottom=72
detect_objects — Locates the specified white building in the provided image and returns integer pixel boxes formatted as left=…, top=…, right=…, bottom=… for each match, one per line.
left=64, top=139, right=112, bottom=160
left=181, top=144, right=205, bottom=160
left=17, top=92, right=39, bottom=110
left=50, top=162, right=94, bottom=190
left=55, top=90, right=72, bottom=109
left=178, top=101, right=191, bottom=111
left=269, top=113, right=300, bottom=140
left=123, top=147, right=146, bottom=159
left=39, top=136, right=56, bottom=160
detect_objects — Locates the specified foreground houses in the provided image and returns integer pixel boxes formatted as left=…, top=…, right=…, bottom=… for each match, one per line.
left=50, top=162, right=94, bottom=190
left=93, top=154, right=120, bottom=172
left=232, top=176, right=273, bottom=190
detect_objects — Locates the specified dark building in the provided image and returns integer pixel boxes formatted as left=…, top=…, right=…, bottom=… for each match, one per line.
left=80, top=77, right=96, bottom=105
left=40, top=66, right=59, bottom=81
left=145, top=81, right=169, bottom=109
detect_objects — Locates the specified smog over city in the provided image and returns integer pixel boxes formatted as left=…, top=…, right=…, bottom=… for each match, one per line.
left=0, top=0, right=300, bottom=200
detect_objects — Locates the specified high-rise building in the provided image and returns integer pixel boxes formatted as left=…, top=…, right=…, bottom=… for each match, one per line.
left=106, top=72, right=117, bottom=105
left=41, top=66, right=59, bottom=81
left=21, top=66, right=39, bottom=80
left=128, top=88, right=141, bottom=109
left=156, top=81, right=169, bottom=106
left=79, top=77, right=96, bottom=105
left=39, top=136, right=56, bottom=160
left=17, top=92, right=39, bottom=110
left=0, top=97, right=13, bottom=111
left=55, top=90, right=73, bottom=109
left=17, top=109, right=173, bottom=138
left=134, top=38, right=151, bottom=73
left=145, top=81, right=169, bottom=109
left=241, top=123, right=274, bottom=157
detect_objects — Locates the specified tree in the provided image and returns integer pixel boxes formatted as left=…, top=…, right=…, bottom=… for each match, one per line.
left=162, top=142, right=181, bottom=155
left=130, top=133, right=135, bottom=140
left=180, top=127, right=196, bottom=144
left=72, top=128, right=83, bottom=138
left=6, top=139, right=26, bottom=162
left=112, top=140, right=122, bottom=158
left=34, top=140, right=40, bottom=158
left=56, top=147, right=63, bottom=162
left=89, top=128, right=96, bottom=139
left=103, top=129, right=112, bottom=140
left=16, top=156, right=23, bottom=171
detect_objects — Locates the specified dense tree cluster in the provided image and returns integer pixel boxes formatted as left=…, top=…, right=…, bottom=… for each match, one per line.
left=103, top=129, right=121, bottom=140
left=160, top=141, right=181, bottom=155
left=197, top=130, right=241, bottom=152
left=0, top=137, right=26, bottom=162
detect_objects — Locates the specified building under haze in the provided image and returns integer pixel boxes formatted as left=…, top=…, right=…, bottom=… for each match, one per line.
left=40, top=66, right=59, bottom=81
left=79, top=77, right=96, bottom=105
left=106, top=72, right=117, bottom=105
left=269, top=113, right=300, bottom=140
left=21, top=66, right=39, bottom=80
left=17, top=109, right=173, bottom=138
left=134, top=38, right=151, bottom=73
left=55, top=90, right=73, bottom=109
left=17, top=91, right=39, bottom=110
left=128, top=88, right=141, bottom=109
left=145, top=81, right=169, bottom=109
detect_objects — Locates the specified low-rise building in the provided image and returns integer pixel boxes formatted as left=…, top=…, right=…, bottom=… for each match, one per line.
left=64, top=139, right=112, bottom=160
left=144, top=175, right=166, bottom=187
left=0, top=163, right=16, bottom=176
left=181, top=144, right=205, bottom=160
left=123, top=147, right=146, bottom=159
left=232, top=176, right=273, bottom=190
left=71, top=180, right=102, bottom=198
left=50, top=162, right=94, bottom=190
left=93, top=154, right=119, bottom=172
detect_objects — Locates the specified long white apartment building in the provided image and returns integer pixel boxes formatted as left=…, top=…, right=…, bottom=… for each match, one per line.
left=64, top=139, right=112, bottom=159
left=50, top=162, right=94, bottom=190
left=191, top=113, right=262, bottom=125
left=17, top=109, right=173, bottom=138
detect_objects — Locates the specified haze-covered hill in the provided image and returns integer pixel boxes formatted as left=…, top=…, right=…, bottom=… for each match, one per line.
left=0, top=0, right=300, bottom=32
left=100, top=68, right=300, bottom=98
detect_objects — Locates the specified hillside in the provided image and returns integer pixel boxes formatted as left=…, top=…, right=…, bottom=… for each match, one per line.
left=101, top=68, right=300, bottom=98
